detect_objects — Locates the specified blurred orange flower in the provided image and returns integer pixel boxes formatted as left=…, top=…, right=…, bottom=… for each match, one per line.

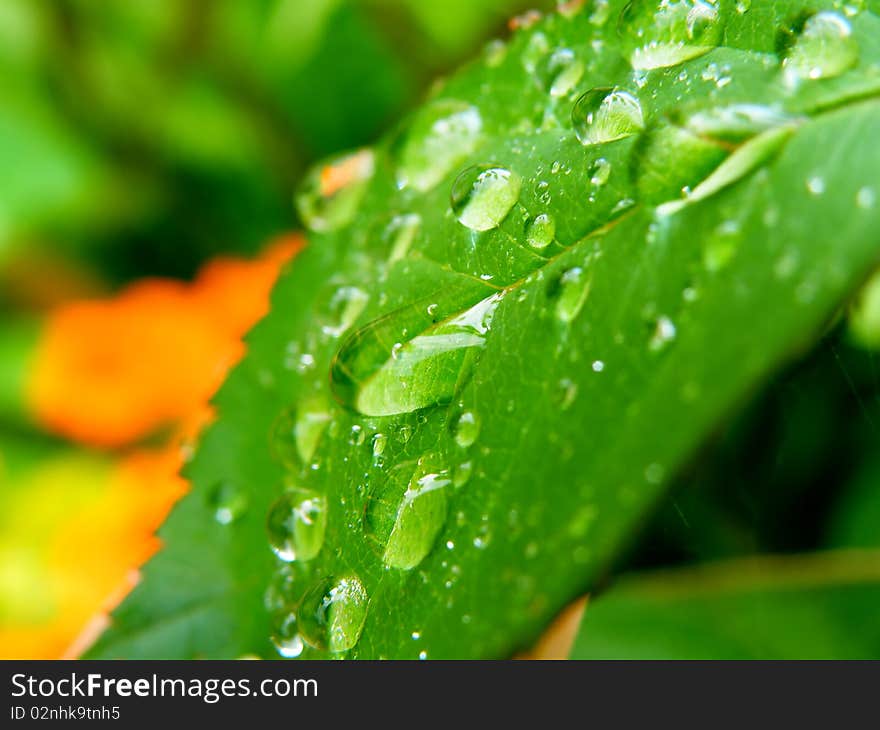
left=27, top=235, right=302, bottom=448
left=3, top=233, right=303, bottom=658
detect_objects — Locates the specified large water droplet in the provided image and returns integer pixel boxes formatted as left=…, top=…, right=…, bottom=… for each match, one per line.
left=553, top=266, right=592, bottom=323
left=208, top=481, right=248, bottom=525
left=295, top=149, right=375, bottom=232
left=331, top=284, right=504, bottom=416
left=451, top=165, right=522, bottom=231
left=572, top=88, right=644, bottom=145
left=267, top=488, right=328, bottom=562
left=271, top=612, right=304, bottom=658
left=525, top=213, right=556, bottom=251
left=782, top=11, right=858, bottom=87
left=453, top=411, right=481, bottom=448
left=298, top=575, right=369, bottom=652
left=620, top=0, right=723, bottom=70
left=395, top=101, right=483, bottom=192
left=366, top=455, right=450, bottom=570
left=538, top=48, right=585, bottom=97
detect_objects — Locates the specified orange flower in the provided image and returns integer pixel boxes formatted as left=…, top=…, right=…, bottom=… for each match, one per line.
left=26, top=234, right=302, bottom=448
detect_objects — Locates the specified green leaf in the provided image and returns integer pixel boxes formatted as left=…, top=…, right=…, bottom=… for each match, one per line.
left=89, top=1, right=880, bottom=659
left=570, top=550, right=880, bottom=659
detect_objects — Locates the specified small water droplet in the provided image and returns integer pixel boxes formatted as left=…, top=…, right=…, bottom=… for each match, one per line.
left=522, top=32, right=550, bottom=74
left=270, top=396, right=332, bottom=467
left=590, top=0, right=611, bottom=26
left=295, top=149, right=375, bottom=232
left=572, top=88, right=644, bottom=146
left=395, top=101, right=483, bottom=192
left=592, top=360, right=605, bottom=372
left=483, top=39, right=507, bottom=67
left=208, top=481, right=248, bottom=525
left=349, top=424, right=366, bottom=446
left=553, top=266, right=592, bottom=323
left=298, top=575, right=369, bottom=653
left=271, top=613, right=304, bottom=658
left=620, top=0, right=723, bottom=71
left=383, top=213, right=421, bottom=263
left=419, top=650, right=428, bottom=660
left=538, top=48, right=585, bottom=97
left=782, top=11, right=858, bottom=87
left=366, top=454, right=451, bottom=570
left=453, top=411, right=481, bottom=448
left=322, top=286, right=369, bottom=338
left=371, top=433, right=387, bottom=458
left=703, top=220, right=741, bottom=272
left=453, top=460, right=474, bottom=488
left=411, top=630, right=421, bottom=640
left=267, top=488, right=328, bottom=562
left=857, top=186, right=876, bottom=209
left=525, top=213, right=556, bottom=251
left=589, top=158, right=612, bottom=186
left=736, top=0, right=751, bottom=13
left=649, top=316, right=677, bottom=351
left=451, top=165, right=522, bottom=231
left=557, top=378, right=578, bottom=410
left=807, top=176, right=826, bottom=195
left=644, top=462, right=666, bottom=484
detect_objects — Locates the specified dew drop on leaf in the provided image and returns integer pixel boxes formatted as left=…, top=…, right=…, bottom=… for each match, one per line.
left=589, top=157, right=612, bottom=186
left=270, top=396, right=332, bottom=467
left=553, top=266, right=592, bottom=323
left=782, top=11, right=858, bottom=87
left=620, top=0, right=723, bottom=71
left=453, top=411, right=481, bottom=448
left=330, top=287, right=503, bottom=416
left=297, top=575, right=369, bottom=652
left=538, top=48, right=585, bottom=97
left=208, top=481, right=248, bottom=526
left=271, top=612, right=304, bottom=658
left=366, top=455, right=451, bottom=570
left=394, top=100, right=483, bottom=193
left=451, top=165, right=522, bottom=231
left=383, top=213, right=422, bottom=263
left=295, top=149, right=375, bottom=232
left=453, top=460, right=474, bottom=488
left=649, top=315, right=677, bottom=351
left=572, top=88, right=644, bottom=146
left=322, top=286, right=369, bottom=338
left=266, top=488, right=328, bottom=562
left=525, top=213, right=556, bottom=251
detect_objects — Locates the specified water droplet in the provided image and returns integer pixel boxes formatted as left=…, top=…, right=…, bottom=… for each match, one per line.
left=366, top=455, right=450, bottom=570
left=592, top=360, right=605, bottom=372
left=644, top=462, right=666, bottom=484
left=522, top=32, right=551, bottom=73
left=483, top=39, right=507, bottom=67
left=590, top=0, right=611, bottom=26
left=395, top=101, right=483, bottom=192
left=525, top=213, right=556, bottom=251
left=322, top=286, right=369, bottom=338
left=620, top=0, right=723, bottom=70
left=557, top=378, right=578, bottom=410
left=419, top=650, right=428, bottom=660
left=270, top=396, right=332, bottom=467
left=572, top=88, right=644, bottom=145
left=538, top=48, right=585, bottom=97
left=857, top=186, right=876, bottom=209
left=208, top=481, right=248, bottom=525
left=411, top=630, right=421, bottom=640
left=736, top=0, right=751, bottom=13
left=295, top=149, right=375, bottom=232
left=298, top=575, right=369, bottom=652
left=589, top=158, right=612, bottom=186
left=349, top=424, right=366, bottom=446
left=453, top=460, right=474, bottom=488
left=553, top=266, right=592, bottom=323
left=371, top=433, right=387, bottom=458
left=453, top=411, right=481, bottom=448
left=703, top=220, right=740, bottom=272
left=782, top=11, right=858, bottom=87
left=383, top=213, right=421, bottom=263
left=331, top=286, right=504, bottom=416
left=806, top=176, right=826, bottom=195
left=267, top=488, right=328, bottom=562
left=649, top=316, right=677, bottom=351
left=271, top=613, right=304, bottom=658
left=451, top=165, right=522, bottom=231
